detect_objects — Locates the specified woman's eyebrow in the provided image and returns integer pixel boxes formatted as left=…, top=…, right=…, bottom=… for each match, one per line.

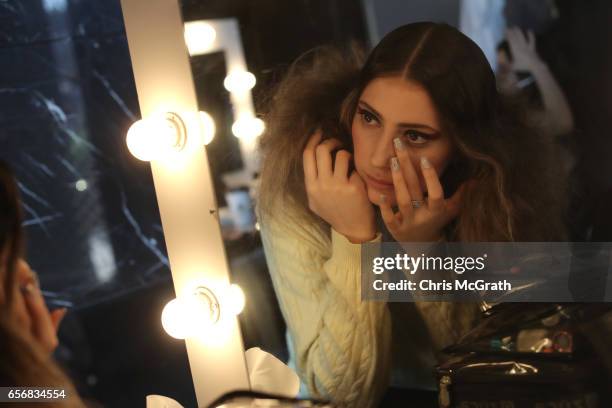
left=358, top=101, right=382, bottom=119
left=358, top=100, right=439, bottom=133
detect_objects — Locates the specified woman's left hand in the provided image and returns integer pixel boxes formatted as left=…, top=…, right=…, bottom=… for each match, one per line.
left=378, top=148, right=464, bottom=242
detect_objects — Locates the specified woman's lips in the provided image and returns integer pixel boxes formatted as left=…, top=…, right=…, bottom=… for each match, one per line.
left=366, top=175, right=394, bottom=190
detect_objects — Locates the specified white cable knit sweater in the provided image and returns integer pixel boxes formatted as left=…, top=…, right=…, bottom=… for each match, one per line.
left=259, top=205, right=479, bottom=407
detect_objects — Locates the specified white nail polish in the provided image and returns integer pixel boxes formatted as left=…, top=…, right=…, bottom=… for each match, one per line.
left=393, top=137, right=404, bottom=150
left=391, top=157, right=399, bottom=171
left=420, top=156, right=431, bottom=169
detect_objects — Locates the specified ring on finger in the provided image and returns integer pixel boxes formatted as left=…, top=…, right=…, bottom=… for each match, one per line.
left=411, top=200, right=425, bottom=209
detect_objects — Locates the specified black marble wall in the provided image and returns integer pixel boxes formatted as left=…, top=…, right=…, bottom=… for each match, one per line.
left=0, top=0, right=170, bottom=308
left=0, top=1, right=198, bottom=405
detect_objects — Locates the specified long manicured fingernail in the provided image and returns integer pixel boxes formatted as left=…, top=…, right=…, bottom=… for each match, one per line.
left=390, top=157, right=399, bottom=171
left=393, top=137, right=405, bottom=150
left=420, top=156, right=431, bottom=169
left=380, top=194, right=386, bottom=204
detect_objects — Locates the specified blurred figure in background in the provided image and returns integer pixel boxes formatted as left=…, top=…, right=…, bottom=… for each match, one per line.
left=0, top=160, right=85, bottom=407
left=497, top=27, right=574, bottom=137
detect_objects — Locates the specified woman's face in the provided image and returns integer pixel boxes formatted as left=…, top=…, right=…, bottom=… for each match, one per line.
left=351, top=76, right=453, bottom=207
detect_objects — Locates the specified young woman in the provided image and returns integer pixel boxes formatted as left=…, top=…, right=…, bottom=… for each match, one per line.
left=256, top=22, right=567, bottom=407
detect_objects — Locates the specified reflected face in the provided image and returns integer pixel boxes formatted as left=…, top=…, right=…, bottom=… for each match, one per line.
left=351, top=76, right=453, bottom=207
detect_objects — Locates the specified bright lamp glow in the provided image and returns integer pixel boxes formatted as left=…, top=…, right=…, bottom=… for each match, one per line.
left=223, top=71, right=256, bottom=93
left=126, top=112, right=215, bottom=161
left=161, top=284, right=245, bottom=339
left=184, top=22, right=216, bottom=55
left=161, top=298, right=191, bottom=339
left=161, top=294, right=216, bottom=340
left=126, top=115, right=180, bottom=161
left=225, top=284, right=245, bottom=315
left=231, top=117, right=265, bottom=140
left=198, top=111, right=216, bottom=145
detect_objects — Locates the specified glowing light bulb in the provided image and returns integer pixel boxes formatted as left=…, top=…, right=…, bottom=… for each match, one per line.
left=126, top=115, right=181, bottom=161
left=125, top=111, right=215, bottom=161
left=225, top=284, right=245, bottom=315
left=161, top=298, right=191, bottom=339
left=184, top=22, right=216, bottom=55
left=161, top=284, right=246, bottom=339
left=161, top=286, right=223, bottom=339
left=223, top=71, right=256, bottom=93
left=231, top=117, right=265, bottom=140
left=198, top=111, right=216, bottom=145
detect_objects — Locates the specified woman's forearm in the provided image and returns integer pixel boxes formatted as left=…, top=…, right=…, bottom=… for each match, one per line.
left=530, top=61, right=575, bottom=136
left=260, top=220, right=392, bottom=407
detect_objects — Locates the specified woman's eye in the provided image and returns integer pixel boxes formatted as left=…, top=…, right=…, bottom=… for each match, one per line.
left=359, top=110, right=377, bottom=125
left=403, top=130, right=429, bottom=144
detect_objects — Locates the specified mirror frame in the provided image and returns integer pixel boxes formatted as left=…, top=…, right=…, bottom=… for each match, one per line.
left=120, top=1, right=251, bottom=406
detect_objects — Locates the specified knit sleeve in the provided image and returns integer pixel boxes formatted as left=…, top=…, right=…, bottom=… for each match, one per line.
left=259, top=214, right=392, bottom=408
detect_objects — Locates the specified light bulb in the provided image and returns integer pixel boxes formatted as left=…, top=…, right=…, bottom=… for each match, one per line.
left=178, top=111, right=208, bottom=150
left=225, top=284, right=245, bottom=315
left=126, top=115, right=181, bottom=161
left=125, top=112, right=215, bottom=161
left=231, top=117, right=265, bottom=140
left=184, top=22, right=216, bottom=55
left=161, top=298, right=191, bottom=339
left=198, top=111, right=216, bottom=145
left=161, top=287, right=220, bottom=339
left=160, top=285, right=246, bottom=339
left=223, top=71, right=256, bottom=93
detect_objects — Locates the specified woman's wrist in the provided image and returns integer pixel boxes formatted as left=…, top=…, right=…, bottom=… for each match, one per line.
left=345, top=232, right=377, bottom=244
left=333, top=227, right=377, bottom=244
left=526, top=58, right=548, bottom=75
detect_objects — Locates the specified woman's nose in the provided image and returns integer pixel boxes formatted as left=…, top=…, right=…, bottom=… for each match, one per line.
left=370, top=133, right=396, bottom=168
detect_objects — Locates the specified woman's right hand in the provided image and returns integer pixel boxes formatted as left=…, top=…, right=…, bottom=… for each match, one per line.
left=15, top=259, right=66, bottom=354
left=303, top=130, right=376, bottom=243
left=506, top=27, right=541, bottom=72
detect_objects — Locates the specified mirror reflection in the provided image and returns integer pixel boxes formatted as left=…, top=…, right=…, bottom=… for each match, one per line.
left=185, top=1, right=612, bottom=406
left=1, top=0, right=611, bottom=406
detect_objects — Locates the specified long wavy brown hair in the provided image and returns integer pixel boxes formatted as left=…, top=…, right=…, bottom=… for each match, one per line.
left=257, top=22, right=568, bottom=242
left=0, top=160, right=24, bottom=307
